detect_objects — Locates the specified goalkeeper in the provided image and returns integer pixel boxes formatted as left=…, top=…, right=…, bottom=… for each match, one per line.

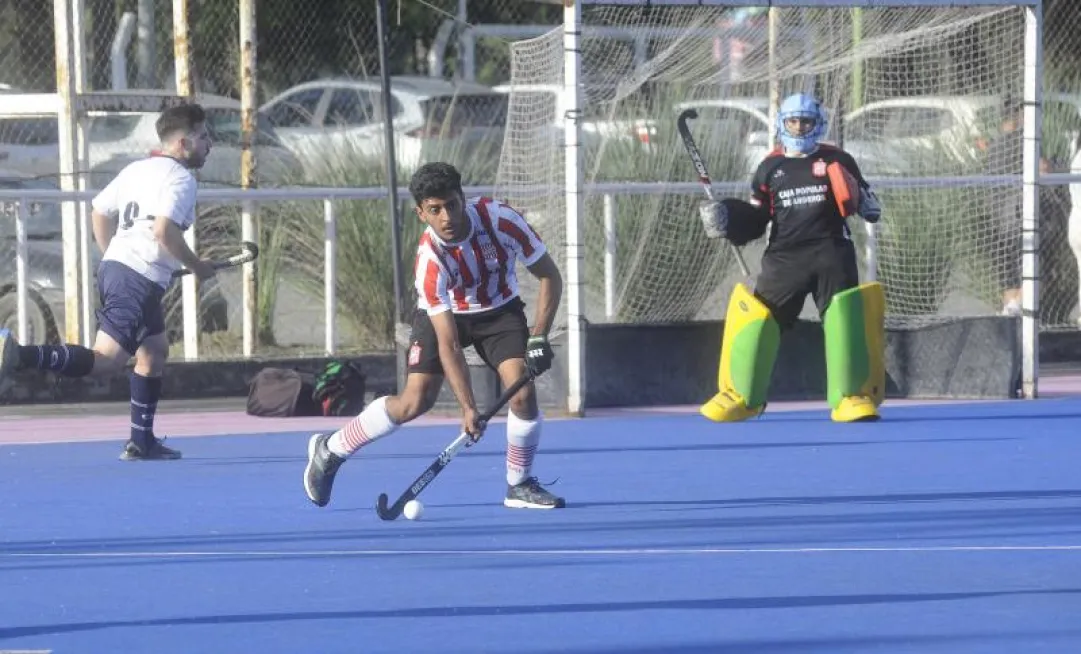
left=697, top=93, right=885, bottom=423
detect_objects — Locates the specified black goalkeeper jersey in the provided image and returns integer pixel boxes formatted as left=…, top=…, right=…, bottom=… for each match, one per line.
left=749, top=144, right=867, bottom=251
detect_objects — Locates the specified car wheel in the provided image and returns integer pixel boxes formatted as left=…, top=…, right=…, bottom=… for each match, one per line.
left=0, top=291, right=57, bottom=345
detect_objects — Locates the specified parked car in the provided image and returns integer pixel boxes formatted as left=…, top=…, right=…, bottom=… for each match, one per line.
left=0, top=91, right=302, bottom=188
left=260, top=76, right=508, bottom=178
left=0, top=171, right=228, bottom=345
left=839, top=95, right=1002, bottom=176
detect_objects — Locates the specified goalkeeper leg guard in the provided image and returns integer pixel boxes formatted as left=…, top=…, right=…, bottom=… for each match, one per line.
left=700, top=283, right=780, bottom=423
left=823, top=282, right=886, bottom=423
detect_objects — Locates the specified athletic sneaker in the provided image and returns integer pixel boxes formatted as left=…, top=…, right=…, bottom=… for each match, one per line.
left=0, top=328, right=20, bottom=392
left=504, top=477, right=565, bottom=509
left=119, top=434, right=182, bottom=461
left=304, top=433, right=345, bottom=507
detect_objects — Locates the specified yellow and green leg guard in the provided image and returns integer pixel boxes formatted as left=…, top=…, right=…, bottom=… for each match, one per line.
left=700, top=283, right=780, bottom=423
left=824, top=282, right=886, bottom=423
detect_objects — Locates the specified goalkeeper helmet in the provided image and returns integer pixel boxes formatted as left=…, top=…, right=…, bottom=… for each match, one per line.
left=777, top=93, right=828, bottom=155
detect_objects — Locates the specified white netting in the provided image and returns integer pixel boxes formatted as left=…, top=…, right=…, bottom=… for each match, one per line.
left=495, top=5, right=1056, bottom=331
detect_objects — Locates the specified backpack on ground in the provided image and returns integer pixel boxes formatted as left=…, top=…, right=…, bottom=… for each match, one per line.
left=311, top=360, right=367, bottom=417
left=246, top=368, right=320, bottom=417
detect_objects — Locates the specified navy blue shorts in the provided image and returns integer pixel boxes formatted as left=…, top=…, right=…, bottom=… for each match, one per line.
left=95, top=261, right=166, bottom=355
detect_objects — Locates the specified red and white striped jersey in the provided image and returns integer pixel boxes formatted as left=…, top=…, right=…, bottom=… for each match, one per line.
left=414, top=196, right=547, bottom=316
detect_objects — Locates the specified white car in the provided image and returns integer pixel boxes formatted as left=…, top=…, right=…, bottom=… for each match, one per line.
left=0, top=91, right=302, bottom=187
left=260, top=76, right=509, bottom=178
left=840, top=96, right=1002, bottom=176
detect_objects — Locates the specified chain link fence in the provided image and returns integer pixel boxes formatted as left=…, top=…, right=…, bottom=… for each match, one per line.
left=3, top=1, right=1081, bottom=359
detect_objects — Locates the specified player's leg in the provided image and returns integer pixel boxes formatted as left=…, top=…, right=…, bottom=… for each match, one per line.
left=304, top=309, right=446, bottom=507
left=815, top=241, right=884, bottom=423
left=120, top=330, right=181, bottom=460
left=0, top=263, right=137, bottom=385
left=0, top=327, right=122, bottom=390
left=472, top=299, right=564, bottom=509
left=701, top=250, right=805, bottom=423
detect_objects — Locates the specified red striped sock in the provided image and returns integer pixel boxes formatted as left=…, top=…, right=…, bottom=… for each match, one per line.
left=327, top=396, right=397, bottom=457
left=506, top=410, right=541, bottom=485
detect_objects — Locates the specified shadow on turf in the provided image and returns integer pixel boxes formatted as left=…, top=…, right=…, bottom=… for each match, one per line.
left=538, top=629, right=1081, bottom=654
left=2, top=590, right=1080, bottom=640
left=4, top=489, right=1081, bottom=555
left=180, top=435, right=1018, bottom=466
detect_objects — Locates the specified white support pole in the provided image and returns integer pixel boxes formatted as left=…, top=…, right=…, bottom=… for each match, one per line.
left=73, top=0, right=93, bottom=347
left=54, top=0, right=83, bottom=346
left=173, top=0, right=198, bottom=360
left=767, top=7, right=780, bottom=151
left=603, top=194, right=617, bottom=320
left=15, top=197, right=29, bottom=343
left=240, top=0, right=258, bottom=357
left=324, top=199, right=337, bottom=356
left=564, top=0, right=586, bottom=416
left=1020, top=3, right=1043, bottom=400
left=110, top=12, right=136, bottom=90
left=864, top=222, right=877, bottom=282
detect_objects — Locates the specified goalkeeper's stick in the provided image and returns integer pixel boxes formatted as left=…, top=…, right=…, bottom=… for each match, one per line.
left=171, top=241, right=259, bottom=278
left=676, top=108, right=751, bottom=278
left=375, top=371, right=536, bottom=521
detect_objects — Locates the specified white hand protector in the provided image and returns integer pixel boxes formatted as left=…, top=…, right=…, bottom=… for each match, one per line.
left=858, top=185, right=882, bottom=223
left=698, top=200, right=729, bottom=239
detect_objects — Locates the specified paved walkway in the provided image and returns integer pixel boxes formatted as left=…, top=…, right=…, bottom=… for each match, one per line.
left=2, top=375, right=1079, bottom=446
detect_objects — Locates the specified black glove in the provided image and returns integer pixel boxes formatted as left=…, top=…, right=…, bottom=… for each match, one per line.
left=525, top=335, right=554, bottom=377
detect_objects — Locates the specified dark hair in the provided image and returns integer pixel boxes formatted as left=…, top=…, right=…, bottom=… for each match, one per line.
left=155, top=103, right=206, bottom=142
left=409, top=162, right=463, bottom=205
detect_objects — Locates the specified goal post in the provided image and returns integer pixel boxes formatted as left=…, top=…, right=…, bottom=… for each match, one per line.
left=509, top=0, right=1045, bottom=413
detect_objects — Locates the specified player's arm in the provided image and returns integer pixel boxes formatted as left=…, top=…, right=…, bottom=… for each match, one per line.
left=152, top=218, right=212, bottom=276
left=526, top=253, right=562, bottom=338
left=90, top=175, right=122, bottom=253
left=497, top=206, right=560, bottom=376
left=429, top=310, right=477, bottom=419
left=150, top=175, right=215, bottom=277
left=697, top=163, right=771, bottom=245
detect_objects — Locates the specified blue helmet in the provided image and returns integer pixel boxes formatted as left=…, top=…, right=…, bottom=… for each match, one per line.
left=777, top=93, right=828, bottom=154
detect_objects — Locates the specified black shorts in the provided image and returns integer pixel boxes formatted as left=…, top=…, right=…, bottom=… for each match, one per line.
left=406, top=297, right=529, bottom=375
left=95, top=260, right=166, bottom=355
left=753, top=239, right=860, bottom=330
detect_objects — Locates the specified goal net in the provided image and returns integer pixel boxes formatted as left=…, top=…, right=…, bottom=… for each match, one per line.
left=495, top=4, right=1044, bottom=331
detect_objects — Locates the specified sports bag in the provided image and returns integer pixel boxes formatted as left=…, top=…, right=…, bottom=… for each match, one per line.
left=246, top=368, right=320, bottom=417
left=311, top=360, right=367, bottom=417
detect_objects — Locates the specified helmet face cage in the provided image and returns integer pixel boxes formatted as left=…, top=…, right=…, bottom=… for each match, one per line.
left=776, top=93, right=828, bottom=154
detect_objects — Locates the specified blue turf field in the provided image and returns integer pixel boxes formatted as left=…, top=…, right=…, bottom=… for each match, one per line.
left=3, top=399, right=1081, bottom=653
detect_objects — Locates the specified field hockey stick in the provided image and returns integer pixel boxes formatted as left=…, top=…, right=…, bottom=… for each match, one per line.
left=171, top=241, right=259, bottom=278
left=676, top=108, right=751, bottom=278
left=375, top=371, right=536, bottom=521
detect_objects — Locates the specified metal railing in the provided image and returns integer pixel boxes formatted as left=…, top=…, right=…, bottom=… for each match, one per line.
left=2, top=171, right=1078, bottom=365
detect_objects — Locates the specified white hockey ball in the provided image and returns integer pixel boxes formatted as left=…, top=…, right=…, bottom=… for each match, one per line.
left=404, top=500, right=424, bottom=520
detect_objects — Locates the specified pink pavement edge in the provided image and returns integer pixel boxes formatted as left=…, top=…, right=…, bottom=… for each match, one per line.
left=1, top=374, right=1079, bottom=447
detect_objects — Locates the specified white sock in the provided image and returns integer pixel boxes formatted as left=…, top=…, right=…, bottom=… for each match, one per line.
left=506, top=410, right=541, bottom=486
left=327, top=396, right=398, bottom=458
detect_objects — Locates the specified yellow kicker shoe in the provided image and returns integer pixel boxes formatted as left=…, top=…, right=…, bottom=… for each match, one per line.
left=831, top=395, right=880, bottom=423
left=700, top=390, right=766, bottom=423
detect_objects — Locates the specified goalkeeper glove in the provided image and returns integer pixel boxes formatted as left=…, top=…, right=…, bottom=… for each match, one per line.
left=698, top=200, right=729, bottom=239
left=525, top=335, right=554, bottom=377
left=858, top=185, right=882, bottom=223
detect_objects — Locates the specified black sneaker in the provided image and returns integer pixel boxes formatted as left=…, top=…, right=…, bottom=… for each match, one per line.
left=504, top=477, right=565, bottom=509
left=119, top=434, right=182, bottom=461
left=304, top=433, right=345, bottom=508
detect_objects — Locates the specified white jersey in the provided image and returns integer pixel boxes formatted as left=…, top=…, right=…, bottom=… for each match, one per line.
left=91, top=155, right=198, bottom=288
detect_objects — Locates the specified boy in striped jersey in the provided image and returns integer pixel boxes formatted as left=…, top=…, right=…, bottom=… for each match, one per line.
left=304, top=162, right=565, bottom=510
